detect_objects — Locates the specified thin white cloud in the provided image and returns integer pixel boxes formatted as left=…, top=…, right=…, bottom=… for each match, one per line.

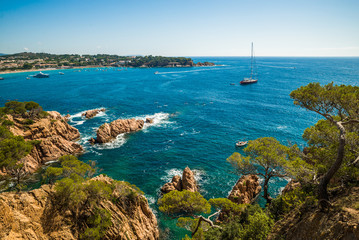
left=24, top=47, right=29, bottom=51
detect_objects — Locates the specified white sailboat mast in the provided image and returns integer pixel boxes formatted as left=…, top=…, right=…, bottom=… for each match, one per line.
left=250, top=42, right=254, bottom=79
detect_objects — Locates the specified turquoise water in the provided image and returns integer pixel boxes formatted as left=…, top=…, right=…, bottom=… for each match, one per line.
left=1, top=57, right=359, bottom=238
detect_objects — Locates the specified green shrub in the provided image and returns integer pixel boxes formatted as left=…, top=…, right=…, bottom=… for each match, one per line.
left=23, top=119, right=34, bottom=125
left=1, top=120, right=14, bottom=126
left=24, top=101, right=39, bottom=110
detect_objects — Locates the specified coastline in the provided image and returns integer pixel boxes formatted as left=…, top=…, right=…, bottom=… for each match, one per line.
left=0, top=65, right=216, bottom=76
left=0, top=65, right=104, bottom=75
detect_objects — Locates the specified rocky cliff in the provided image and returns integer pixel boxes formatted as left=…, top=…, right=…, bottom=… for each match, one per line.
left=7, top=111, right=83, bottom=173
left=161, top=167, right=198, bottom=194
left=268, top=186, right=359, bottom=240
left=96, top=118, right=144, bottom=143
left=0, top=175, right=159, bottom=240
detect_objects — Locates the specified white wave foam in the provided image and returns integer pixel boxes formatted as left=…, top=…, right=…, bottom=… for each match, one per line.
left=161, top=168, right=207, bottom=185
left=180, top=128, right=200, bottom=136
left=67, top=108, right=108, bottom=126
left=155, top=67, right=224, bottom=75
left=92, top=134, right=127, bottom=150
left=137, top=112, right=173, bottom=131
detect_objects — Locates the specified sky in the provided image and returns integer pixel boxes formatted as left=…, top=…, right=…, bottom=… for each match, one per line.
left=0, top=0, right=358, bottom=56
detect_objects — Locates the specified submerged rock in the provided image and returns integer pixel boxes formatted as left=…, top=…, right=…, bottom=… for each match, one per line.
left=161, top=167, right=197, bottom=194
left=96, top=118, right=144, bottom=143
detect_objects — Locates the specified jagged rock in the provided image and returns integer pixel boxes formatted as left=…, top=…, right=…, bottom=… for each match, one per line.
left=182, top=167, right=198, bottom=192
left=160, top=167, right=197, bottom=194
left=146, top=118, right=153, bottom=124
left=96, top=118, right=144, bottom=143
left=228, top=175, right=261, bottom=205
left=81, top=108, right=106, bottom=119
left=268, top=186, right=359, bottom=240
left=218, top=175, right=261, bottom=221
left=88, top=137, right=96, bottom=145
left=0, top=175, right=160, bottom=240
left=7, top=111, right=83, bottom=173
left=172, top=175, right=183, bottom=191
left=161, top=175, right=182, bottom=194
left=161, top=182, right=177, bottom=194
left=65, top=114, right=71, bottom=120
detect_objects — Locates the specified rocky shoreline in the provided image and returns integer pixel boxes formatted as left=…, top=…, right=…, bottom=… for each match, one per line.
left=0, top=175, right=159, bottom=240
left=7, top=111, right=83, bottom=173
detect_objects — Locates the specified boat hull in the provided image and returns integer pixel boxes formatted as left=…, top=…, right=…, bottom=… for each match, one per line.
left=240, top=79, right=257, bottom=85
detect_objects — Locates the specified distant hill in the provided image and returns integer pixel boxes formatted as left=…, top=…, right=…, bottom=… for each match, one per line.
left=0, top=53, right=7, bottom=56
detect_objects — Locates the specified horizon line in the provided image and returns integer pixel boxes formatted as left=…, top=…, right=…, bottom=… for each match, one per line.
left=1, top=52, right=359, bottom=58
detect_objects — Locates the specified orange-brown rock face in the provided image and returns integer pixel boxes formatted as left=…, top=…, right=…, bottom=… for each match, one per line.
left=0, top=175, right=160, bottom=240
left=81, top=108, right=106, bottom=119
left=227, top=175, right=262, bottom=205
left=8, top=111, right=83, bottom=173
left=96, top=118, right=144, bottom=143
left=161, top=167, right=198, bottom=194
left=268, top=186, right=359, bottom=240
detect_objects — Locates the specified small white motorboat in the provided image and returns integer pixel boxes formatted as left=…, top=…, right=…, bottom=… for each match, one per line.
left=235, top=141, right=248, bottom=147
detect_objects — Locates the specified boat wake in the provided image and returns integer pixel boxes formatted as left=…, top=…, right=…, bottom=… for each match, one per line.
left=155, top=67, right=225, bottom=75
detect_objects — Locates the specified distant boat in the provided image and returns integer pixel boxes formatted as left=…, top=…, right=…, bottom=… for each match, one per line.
left=0, top=77, right=4, bottom=80
left=59, top=72, right=64, bottom=75
left=154, top=71, right=159, bottom=74
left=240, top=42, right=258, bottom=85
left=26, top=77, right=30, bottom=79
left=33, top=72, right=49, bottom=78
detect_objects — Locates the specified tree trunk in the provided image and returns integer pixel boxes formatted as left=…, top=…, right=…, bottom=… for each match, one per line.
left=318, top=121, right=346, bottom=209
left=263, top=177, right=271, bottom=205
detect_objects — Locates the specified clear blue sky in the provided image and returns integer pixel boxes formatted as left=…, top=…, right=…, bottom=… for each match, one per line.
left=0, top=0, right=358, bottom=56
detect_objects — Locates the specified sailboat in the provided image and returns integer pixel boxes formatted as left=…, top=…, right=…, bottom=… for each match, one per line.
left=240, top=42, right=258, bottom=85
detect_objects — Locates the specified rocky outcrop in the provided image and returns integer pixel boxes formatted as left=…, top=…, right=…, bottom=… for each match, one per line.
left=0, top=175, right=159, bottom=240
left=82, top=108, right=106, bottom=119
left=146, top=118, right=153, bottom=124
left=268, top=186, right=359, bottom=240
left=96, top=118, right=144, bottom=143
left=161, top=167, right=198, bottom=194
left=218, top=175, right=261, bottom=221
left=228, top=175, right=262, bottom=205
left=7, top=111, right=83, bottom=173
left=194, top=62, right=215, bottom=67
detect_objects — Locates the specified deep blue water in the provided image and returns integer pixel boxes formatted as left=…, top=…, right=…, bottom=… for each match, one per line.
left=1, top=57, right=358, bottom=239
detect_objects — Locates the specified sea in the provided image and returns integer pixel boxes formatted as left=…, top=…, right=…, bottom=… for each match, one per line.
left=0, top=57, right=358, bottom=239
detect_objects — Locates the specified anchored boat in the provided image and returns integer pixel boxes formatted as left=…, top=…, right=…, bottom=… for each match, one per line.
left=240, top=42, right=257, bottom=85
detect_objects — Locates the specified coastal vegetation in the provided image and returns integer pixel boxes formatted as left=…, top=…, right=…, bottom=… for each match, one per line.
left=157, top=82, right=358, bottom=239
left=0, top=52, right=214, bottom=72
left=0, top=82, right=358, bottom=239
